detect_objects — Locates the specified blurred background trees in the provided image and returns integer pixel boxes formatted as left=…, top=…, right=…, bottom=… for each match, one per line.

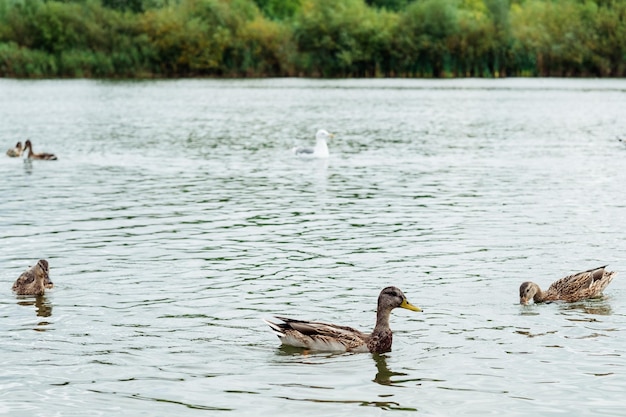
left=0, top=0, right=624, bottom=77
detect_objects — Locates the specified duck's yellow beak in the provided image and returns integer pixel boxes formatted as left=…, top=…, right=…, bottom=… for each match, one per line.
left=401, top=299, right=422, bottom=312
left=329, top=133, right=335, bottom=139
left=520, top=297, right=529, bottom=305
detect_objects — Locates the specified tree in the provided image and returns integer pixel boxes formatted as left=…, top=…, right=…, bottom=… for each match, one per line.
left=294, top=0, right=394, bottom=76
left=395, top=0, right=460, bottom=76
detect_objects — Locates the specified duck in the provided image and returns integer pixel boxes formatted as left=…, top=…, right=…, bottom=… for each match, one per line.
left=264, top=286, right=421, bottom=353
left=12, top=259, right=54, bottom=296
left=24, top=140, right=57, bottom=160
left=6, top=141, right=23, bottom=157
left=519, top=265, right=615, bottom=305
left=292, top=129, right=334, bottom=158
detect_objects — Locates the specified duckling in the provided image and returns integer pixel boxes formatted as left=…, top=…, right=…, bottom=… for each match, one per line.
left=292, top=129, right=335, bottom=158
left=6, top=142, right=23, bottom=157
left=519, top=265, right=615, bottom=305
left=24, top=140, right=57, bottom=160
left=12, top=259, right=54, bottom=296
left=264, top=286, right=421, bottom=353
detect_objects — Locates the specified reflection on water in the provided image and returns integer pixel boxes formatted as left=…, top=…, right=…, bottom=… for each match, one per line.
left=559, top=298, right=613, bottom=316
left=34, top=295, right=52, bottom=317
left=514, top=329, right=558, bottom=338
left=22, top=158, right=33, bottom=174
left=16, top=295, right=53, bottom=318
left=372, top=354, right=408, bottom=386
left=277, top=395, right=417, bottom=412
left=275, top=345, right=306, bottom=356
left=519, top=296, right=614, bottom=317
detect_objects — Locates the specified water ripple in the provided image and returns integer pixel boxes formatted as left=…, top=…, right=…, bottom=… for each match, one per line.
left=1, top=78, right=626, bottom=416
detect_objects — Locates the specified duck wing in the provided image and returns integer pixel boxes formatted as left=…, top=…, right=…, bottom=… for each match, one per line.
left=41, top=153, right=58, bottom=160
left=547, top=266, right=613, bottom=301
left=265, top=316, right=369, bottom=352
left=33, top=152, right=57, bottom=160
left=12, top=270, right=35, bottom=291
left=292, top=146, right=314, bottom=156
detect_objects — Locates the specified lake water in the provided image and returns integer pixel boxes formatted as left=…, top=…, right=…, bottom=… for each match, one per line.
left=1, top=78, right=626, bottom=416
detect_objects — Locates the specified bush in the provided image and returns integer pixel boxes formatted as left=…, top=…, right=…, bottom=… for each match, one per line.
left=1, top=0, right=626, bottom=78
left=0, top=41, right=57, bottom=77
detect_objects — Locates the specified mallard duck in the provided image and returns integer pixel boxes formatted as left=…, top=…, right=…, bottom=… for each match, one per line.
left=6, top=141, right=23, bottom=157
left=24, top=140, right=57, bottom=160
left=292, top=129, right=334, bottom=158
left=519, top=265, right=615, bottom=305
left=12, top=259, right=54, bottom=296
left=264, top=286, right=421, bottom=353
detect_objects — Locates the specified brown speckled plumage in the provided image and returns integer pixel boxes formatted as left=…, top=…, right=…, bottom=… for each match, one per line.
left=12, top=260, right=54, bottom=296
left=264, top=286, right=421, bottom=354
left=24, top=140, right=57, bottom=160
left=520, top=265, right=615, bottom=305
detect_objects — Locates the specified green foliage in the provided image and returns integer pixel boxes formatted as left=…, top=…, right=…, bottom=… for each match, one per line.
left=394, top=0, right=460, bottom=76
left=102, top=0, right=144, bottom=13
left=140, top=0, right=270, bottom=75
left=365, top=0, right=412, bottom=12
left=58, top=48, right=114, bottom=76
left=0, top=0, right=625, bottom=78
left=253, top=0, right=300, bottom=19
left=510, top=0, right=594, bottom=76
left=294, top=0, right=395, bottom=76
left=0, top=41, right=57, bottom=77
left=510, top=0, right=626, bottom=76
left=239, top=16, right=296, bottom=75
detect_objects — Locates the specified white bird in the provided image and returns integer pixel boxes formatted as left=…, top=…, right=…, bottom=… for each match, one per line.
left=292, top=129, right=335, bottom=158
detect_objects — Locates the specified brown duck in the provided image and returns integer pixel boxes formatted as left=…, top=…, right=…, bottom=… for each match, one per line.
left=264, top=286, right=421, bottom=353
left=519, top=265, right=615, bottom=305
left=24, top=140, right=57, bottom=160
left=12, top=259, right=54, bottom=296
left=6, top=141, right=23, bottom=157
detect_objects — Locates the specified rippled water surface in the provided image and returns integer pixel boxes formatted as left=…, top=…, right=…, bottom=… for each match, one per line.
left=1, top=78, right=626, bottom=416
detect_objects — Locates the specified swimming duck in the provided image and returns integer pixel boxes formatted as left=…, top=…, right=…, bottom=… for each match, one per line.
left=519, top=265, right=615, bottom=305
left=12, top=259, right=54, bottom=296
left=292, top=129, right=334, bottom=158
left=6, top=142, right=23, bottom=157
left=24, top=140, right=57, bottom=160
left=264, top=286, right=421, bottom=353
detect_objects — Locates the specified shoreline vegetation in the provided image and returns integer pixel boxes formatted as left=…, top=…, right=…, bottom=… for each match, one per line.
left=0, top=0, right=625, bottom=79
